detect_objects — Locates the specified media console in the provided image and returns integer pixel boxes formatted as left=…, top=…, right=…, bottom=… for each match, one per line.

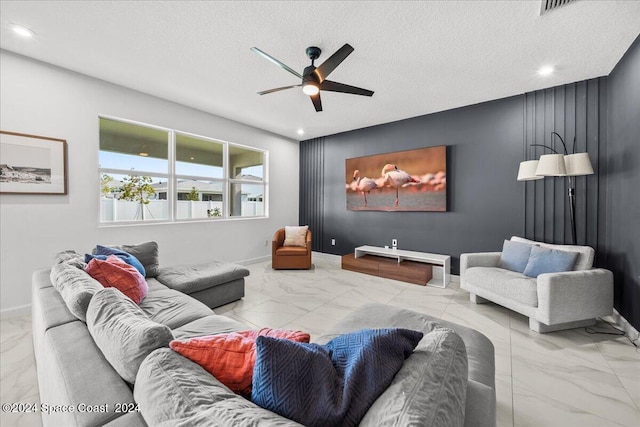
left=342, top=245, right=451, bottom=288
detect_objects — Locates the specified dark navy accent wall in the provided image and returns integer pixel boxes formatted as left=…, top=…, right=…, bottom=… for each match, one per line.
left=523, top=79, right=607, bottom=261
left=300, top=37, right=639, bottom=330
left=300, top=95, right=525, bottom=274
left=299, top=137, right=325, bottom=252
left=605, top=36, right=640, bottom=330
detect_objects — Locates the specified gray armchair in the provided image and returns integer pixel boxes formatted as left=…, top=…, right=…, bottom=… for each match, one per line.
left=460, top=237, right=613, bottom=333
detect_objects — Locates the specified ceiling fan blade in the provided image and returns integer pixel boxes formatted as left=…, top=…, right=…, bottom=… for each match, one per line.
left=310, top=93, right=322, bottom=112
left=257, top=84, right=301, bottom=95
left=320, top=80, right=374, bottom=97
left=313, top=43, right=354, bottom=83
left=251, top=47, right=303, bottom=79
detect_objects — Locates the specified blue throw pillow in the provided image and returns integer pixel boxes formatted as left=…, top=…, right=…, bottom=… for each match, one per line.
left=251, top=328, right=423, bottom=427
left=498, top=240, right=532, bottom=273
left=523, top=245, right=578, bottom=278
left=85, top=245, right=146, bottom=277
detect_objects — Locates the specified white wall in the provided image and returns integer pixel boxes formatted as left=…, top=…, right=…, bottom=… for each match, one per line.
left=0, top=51, right=299, bottom=312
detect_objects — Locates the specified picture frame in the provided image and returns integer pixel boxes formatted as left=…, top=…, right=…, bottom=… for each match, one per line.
left=346, top=145, right=447, bottom=212
left=0, top=130, right=68, bottom=195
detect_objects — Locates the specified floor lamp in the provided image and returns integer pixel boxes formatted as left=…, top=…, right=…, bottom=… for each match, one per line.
left=517, top=132, right=594, bottom=245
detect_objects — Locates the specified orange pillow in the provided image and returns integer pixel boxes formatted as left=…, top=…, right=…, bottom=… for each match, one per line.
left=85, top=255, right=148, bottom=304
left=170, top=328, right=310, bottom=396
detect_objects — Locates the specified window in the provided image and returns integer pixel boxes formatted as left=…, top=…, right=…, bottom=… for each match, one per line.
left=99, top=117, right=267, bottom=224
left=229, top=145, right=265, bottom=218
left=174, top=133, right=225, bottom=220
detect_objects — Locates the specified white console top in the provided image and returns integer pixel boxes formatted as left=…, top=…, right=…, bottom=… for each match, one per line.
left=354, top=245, right=451, bottom=288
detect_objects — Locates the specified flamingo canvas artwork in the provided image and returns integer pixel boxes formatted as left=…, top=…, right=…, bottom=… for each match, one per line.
left=346, top=146, right=446, bottom=211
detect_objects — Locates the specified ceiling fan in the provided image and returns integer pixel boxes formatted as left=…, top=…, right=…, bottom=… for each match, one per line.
left=251, top=43, right=374, bottom=112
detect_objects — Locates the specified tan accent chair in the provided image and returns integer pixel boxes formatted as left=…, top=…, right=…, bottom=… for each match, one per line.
left=272, top=228, right=312, bottom=270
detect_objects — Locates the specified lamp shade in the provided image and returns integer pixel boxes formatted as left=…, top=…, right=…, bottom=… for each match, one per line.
left=535, top=154, right=566, bottom=176
left=517, top=160, right=544, bottom=181
left=564, top=153, right=594, bottom=176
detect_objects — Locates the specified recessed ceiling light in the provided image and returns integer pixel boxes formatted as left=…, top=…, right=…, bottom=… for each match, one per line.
left=11, top=24, right=35, bottom=38
left=537, top=65, right=555, bottom=76
left=297, top=129, right=305, bottom=136
left=139, top=152, right=149, bottom=157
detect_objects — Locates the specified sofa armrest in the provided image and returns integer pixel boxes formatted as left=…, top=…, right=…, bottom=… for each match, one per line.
left=460, top=253, right=501, bottom=290
left=536, top=269, right=613, bottom=325
left=305, top=229, right=312, bottom=252
left=460, top=253, right=501, bottom=276
left=272, top=228, right=285, bottom=256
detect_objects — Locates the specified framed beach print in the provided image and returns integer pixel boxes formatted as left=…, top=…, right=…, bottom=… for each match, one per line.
left=0, top=131, right=68, bottom=195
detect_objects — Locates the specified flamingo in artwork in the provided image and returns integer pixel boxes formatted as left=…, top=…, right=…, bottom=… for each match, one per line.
left=381, top=164, right=420, bottom=206
left=353, top=170, right=378, bottom=207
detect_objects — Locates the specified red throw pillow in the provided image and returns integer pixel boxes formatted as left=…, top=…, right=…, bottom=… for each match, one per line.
left=85, top=255, right=148, bottom=304
left=170, top=328, right=310, bottom=396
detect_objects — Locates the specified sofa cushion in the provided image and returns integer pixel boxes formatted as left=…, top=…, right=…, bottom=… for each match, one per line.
left=156, top=260, right=250, bottom=295
left=465, top=267, right=538, bottom=307
left=317, top=303, right=496, bottom=427
left=86, top=288, right=173, bottom=384
left=95, top=241, right=160, bottom=278
left=498, top=239, right=532, bottom=273
left=170, top=328, right=310, bottom=396
left=54, top=250, right=86, bottom=268
left=275, top=246, right=309, bottom=256
left=86, top=245, right=146, bottom=277
left=41, top=321, right=143, bottom=427
left=172, top=314, right=248, bottom=340
left=33, top=285, right=77, bottom=332
left=49, top=260, right=103, bottom=322
left=359, top=327, right=468, bottom=427
left=85, top=255, right=148, bottom=304
left=511, top=236, right=594, bottom=270
left=135, top=348, right=303, bottom=427
left=523, top=246, right=579, bottom=278
left=140, top=287, right=213, bottom=329
left=251, top=328, right=423, bottom=427
left=283, top=225, right=308, bottom=247
left=145, top=277, right=169, bottom=292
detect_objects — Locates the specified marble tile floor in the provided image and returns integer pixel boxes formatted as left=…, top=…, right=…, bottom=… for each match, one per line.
left=1, top=254, right=639, bottom=427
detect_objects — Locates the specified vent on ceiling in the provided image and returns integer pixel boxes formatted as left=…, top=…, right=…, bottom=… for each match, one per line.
left=540, top=0, right=578, bottom=15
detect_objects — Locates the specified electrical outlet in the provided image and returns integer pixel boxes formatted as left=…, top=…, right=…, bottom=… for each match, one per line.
left=392, top=239, right=398, bottom=247
left=331, top=238, right=336, bottom=246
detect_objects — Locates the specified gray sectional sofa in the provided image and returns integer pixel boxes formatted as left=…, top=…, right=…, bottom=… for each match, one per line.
left=32, top=248, right=496, bottom=427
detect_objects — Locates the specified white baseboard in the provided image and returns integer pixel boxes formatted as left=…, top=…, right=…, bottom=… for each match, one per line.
left=0, top=304, right=31, bottom=320
left=236, top=255, right=271, bottom=266
left=312, top=251, right=342, bottom=263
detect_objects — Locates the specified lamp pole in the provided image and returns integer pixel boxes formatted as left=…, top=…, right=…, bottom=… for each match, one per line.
left=528, top=132, right=577, bottom=245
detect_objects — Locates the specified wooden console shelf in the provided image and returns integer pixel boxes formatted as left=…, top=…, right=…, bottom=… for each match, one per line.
left=342, top=246, right=451, bottom=288
left=342, top=253, right=433, bottom=286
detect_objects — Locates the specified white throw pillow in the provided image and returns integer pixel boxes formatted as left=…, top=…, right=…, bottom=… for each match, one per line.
left=284, top=226, right=309, bottom=247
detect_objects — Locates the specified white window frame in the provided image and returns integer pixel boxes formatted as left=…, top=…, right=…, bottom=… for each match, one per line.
left=98, top=115, right=268, bottom=225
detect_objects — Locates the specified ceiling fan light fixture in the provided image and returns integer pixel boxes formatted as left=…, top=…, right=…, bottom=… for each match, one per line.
left=302, top=83, right=319, bottom=96
left=252, top=43, right=372, bottom=112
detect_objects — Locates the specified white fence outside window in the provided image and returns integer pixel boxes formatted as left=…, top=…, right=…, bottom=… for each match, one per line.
left=100, top=199, right=263, bottom=222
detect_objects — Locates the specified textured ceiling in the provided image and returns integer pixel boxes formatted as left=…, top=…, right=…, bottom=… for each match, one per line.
left=1, top=1, right=639, bottom=140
